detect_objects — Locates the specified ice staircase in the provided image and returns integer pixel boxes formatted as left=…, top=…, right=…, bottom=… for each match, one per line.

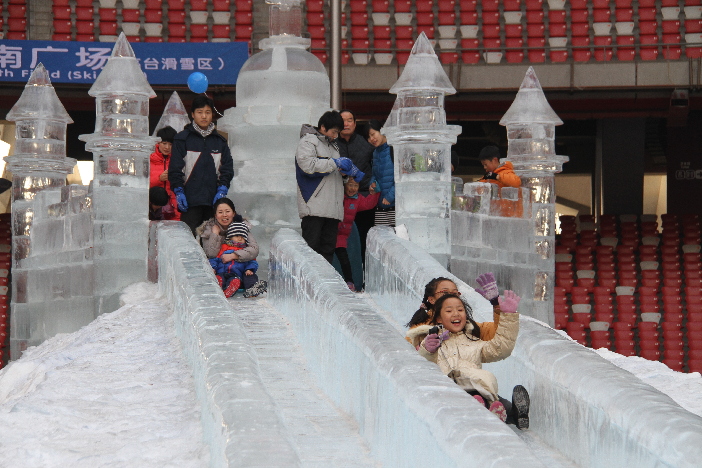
left=156, top=222, right=702, bottom=468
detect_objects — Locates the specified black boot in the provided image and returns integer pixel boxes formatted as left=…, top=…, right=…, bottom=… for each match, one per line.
left=511, top=385, right=530, bottom=430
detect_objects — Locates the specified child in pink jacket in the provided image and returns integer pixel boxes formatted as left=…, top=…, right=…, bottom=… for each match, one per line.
left=336, top=177, right=379, bottom=291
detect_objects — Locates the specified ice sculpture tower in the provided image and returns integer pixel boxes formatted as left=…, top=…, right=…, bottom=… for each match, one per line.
left=383, top=33, right=461, bottom=267
left=4, top=63, right=77, bottom=356
left=79, top=33, right=157, bottom=316
left=502, top=67, right=568, bottom=322
left=218, top=0, right=330, bottom=274
left=152, top=91, right=190, bottom=135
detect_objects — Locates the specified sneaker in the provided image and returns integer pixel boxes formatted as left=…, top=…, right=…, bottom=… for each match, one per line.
left=346, top=282, right=355, bottom=292
left=472, top=394, right=485, bottom=407
left=511, top=385, right=530, bottom=430
left=489, top=401, right=508, bottom=423
left=243, top=280, right=267, bottom=298
left=223, top=278, right=241, bottom=298
left=216, top=275, right=223, bottom=287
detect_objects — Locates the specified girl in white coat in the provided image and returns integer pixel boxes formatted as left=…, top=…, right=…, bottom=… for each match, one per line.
left=419, top=291, right=530, bottom=429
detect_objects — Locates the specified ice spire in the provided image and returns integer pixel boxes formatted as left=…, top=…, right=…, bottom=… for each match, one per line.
left=383, top=33, right=461, bottom=267
left=152, top=91, right=190, bottom=135
left=79, top=33, right=158, bottom=317
left=217, top=0, right=329, bottom=276
left=4, top=63, right=77, bottom=358
left=260, top=0, right=308, bottom=49
left=502, top=67, right=569, bottom=326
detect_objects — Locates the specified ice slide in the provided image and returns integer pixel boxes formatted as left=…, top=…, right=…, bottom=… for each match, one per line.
left=158, top=223, right=702, bottom=467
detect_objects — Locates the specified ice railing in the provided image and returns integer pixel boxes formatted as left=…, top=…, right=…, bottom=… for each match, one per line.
left=268, top=228, right=544, bottom=468
left=367, top=226, right=702, bottom=468
left=450, top=181, right=553, bottom=324
left=156, top=222, right=299, bottom=468
left=11, top=185, right=95, bottom=355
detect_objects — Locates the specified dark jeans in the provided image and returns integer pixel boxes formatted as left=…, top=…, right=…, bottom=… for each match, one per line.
left=180, top=205, right=214, bottom=235
left=353, top=208, right=375, bottom=267
left=301, top=215, right=339, bottom=264
left=335, top=247, right=353, bottom=283
left=223, top=272, right=258, bottom=290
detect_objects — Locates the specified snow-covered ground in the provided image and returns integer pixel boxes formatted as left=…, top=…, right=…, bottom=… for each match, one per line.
left=0, top=283, right=209, bottom=468
left=1, top=282, right=701, bottom=466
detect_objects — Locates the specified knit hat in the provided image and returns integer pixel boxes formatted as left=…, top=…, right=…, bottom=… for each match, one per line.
left=149, top=186, right=169, bottom=207
left=227, top=221, right=249, bottom=241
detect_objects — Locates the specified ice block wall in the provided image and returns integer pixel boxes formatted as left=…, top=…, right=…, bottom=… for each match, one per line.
left=156, top=222, right=299, bottom=468
left=366, top=227, right=702, bottom=468
left=449, top=181, right=552, bottom=323
left=268, top=228, right=544, bottom=468
left=383, top=33, right=461, bottom=267
left=218, top=0, right=330, bottom=276
left=9, top=186, right=94, bottom=358
left=80, top=34, right=157, bottom=317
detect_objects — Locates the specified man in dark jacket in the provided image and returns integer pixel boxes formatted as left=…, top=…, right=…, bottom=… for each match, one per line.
left=337, top=109, right=375, bottom=265
left=169, top=95, right=234, bottom=234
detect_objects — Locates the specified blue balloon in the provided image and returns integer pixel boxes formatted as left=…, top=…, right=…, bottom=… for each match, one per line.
left=187, top=72, right=208, bottom=94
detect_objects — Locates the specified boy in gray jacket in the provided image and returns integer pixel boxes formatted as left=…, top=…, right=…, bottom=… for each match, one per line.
left=295, top=110, right=364, bottom=263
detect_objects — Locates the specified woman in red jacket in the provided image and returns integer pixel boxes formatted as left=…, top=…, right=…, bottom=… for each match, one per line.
left=149, top=126, right=179, bottom=221
left=336, top=177, right=379, bottom=291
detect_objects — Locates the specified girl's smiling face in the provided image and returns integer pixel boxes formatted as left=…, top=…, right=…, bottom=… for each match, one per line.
left=436, top=297, right=467, bottom=333
left=428, top=280, right=459, bottom=305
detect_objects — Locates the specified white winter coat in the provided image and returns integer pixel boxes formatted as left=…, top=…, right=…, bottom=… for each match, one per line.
left=418, top=313, right=519, bottom=402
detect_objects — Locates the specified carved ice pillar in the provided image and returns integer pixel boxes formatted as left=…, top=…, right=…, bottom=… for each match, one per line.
left=218, top=0, right=329, bottom=275
left=4, top=63, right=76, bottom=358
left=382, top=33, right=461, bottom=267
left=502, top=67, right=568, bottom=325
left=79, top=33, right=157, bottom=317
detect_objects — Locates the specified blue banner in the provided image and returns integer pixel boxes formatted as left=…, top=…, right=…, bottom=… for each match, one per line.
left=0, top=39, right=249, bottom=85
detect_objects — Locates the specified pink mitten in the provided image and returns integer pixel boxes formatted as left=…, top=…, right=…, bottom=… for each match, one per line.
left=423, top=334, right=441, bottom=353
left=475, top=272, right=499, bottom=305
left=498, top=290, right=521, bottom=314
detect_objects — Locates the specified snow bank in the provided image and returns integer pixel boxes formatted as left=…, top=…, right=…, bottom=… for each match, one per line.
left=0, top=283, right=208, bottom=467
left=268, top=228, right=545, bottom=468
left=366, top=226, right=702, bottom=468
left=156, top=222, right=299, bottom=468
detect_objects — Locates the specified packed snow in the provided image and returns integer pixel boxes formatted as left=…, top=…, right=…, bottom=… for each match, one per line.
left=0, top=283, right=209, bottom=468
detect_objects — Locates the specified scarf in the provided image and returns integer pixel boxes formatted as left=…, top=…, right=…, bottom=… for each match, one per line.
left=193, top=122, right=215, bottom=138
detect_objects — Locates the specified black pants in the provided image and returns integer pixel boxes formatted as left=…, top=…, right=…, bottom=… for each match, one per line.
left=335, top=247, right=353, bottom=283
left=301, top=216, right=339, bottom=264
left=180, top=205, right=214, bottom=235
left=466, top=390, right=515, bottom=425
left=353, top=208, right=375, bottom=267
left=223, top=272, right=258, bottom=290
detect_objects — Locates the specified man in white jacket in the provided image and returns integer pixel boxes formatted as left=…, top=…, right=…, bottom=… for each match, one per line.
left=295, top=111, right=363, bottom=263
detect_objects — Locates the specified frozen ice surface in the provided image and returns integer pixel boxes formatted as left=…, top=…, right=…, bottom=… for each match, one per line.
left=269, top=228, right=543, bottom=467
left=0, top=283, right=209, bottom=468
left=153, top=91, right=191, bottom=135
left=366, top=226, right=702, bottom=467
left=230, top=297, right=380, bottom=467
left=89, top=33, right=156, bottom=99
left=499, top=67, right=563, bottom=127
left=156, top=222, right=300, bottom=467
left=389, top=33, right=455, bottom=95
left=6, top=64, right=72, bottom=125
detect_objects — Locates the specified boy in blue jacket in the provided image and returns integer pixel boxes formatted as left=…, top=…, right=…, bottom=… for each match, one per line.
left=169, top=95, right=234, bottom=234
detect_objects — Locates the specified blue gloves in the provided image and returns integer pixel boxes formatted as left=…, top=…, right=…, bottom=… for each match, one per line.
left=212, top=185, right=228, bottom=204
left=173, top=187, right=188, bottom=212
left=334, top=157, right=354, bottom=172
left=334, top=157, right=364, bottom=183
